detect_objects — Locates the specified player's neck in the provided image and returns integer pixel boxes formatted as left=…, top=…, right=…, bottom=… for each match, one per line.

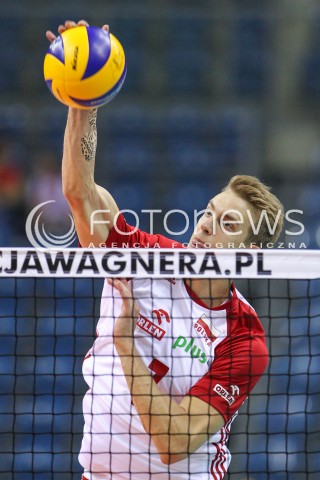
left=184, top=278, right=231, bottom=309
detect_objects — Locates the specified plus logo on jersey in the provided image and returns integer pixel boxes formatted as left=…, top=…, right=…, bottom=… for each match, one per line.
left=136, top=309, right=170, bottom=341
left=172, top=336, right=207, bottom=364
left=194, top=314, right=221, bottom=347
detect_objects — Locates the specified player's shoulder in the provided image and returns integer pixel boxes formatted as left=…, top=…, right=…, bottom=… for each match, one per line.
left=233, top=285, right=256, bottom=312
left=229, top=284, right=266, bottom=336
left=228, top=283, right=257, bottom=320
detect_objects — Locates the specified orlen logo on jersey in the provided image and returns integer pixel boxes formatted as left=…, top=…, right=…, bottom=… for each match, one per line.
left=213, top=384, right=235, bottom=405
left=194, top=314, right=221, bottom=347
left=136, top=309, right=170, bottom=341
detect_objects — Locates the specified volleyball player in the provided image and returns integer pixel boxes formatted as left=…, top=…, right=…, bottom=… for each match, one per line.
left=47, top=20, right=284, bottom=480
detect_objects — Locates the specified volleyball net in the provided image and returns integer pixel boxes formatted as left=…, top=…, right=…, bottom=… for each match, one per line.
left=0, top=248, right=319, bottom=480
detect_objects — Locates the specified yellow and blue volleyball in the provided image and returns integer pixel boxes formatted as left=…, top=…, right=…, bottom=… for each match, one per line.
left=44, top=26, right=126, bottom=109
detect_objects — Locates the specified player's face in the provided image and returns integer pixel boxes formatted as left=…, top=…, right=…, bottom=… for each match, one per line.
left=189, top=189, right=255, bottom=249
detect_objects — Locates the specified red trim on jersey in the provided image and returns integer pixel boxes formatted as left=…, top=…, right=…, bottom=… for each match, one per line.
left=218, top=430, right=227, bottom=477
left=211, top=442, right=224, bottom=480
left=183, top=280, right=237, bottom=311
left=187, top=298, right=269, bottom=423
left=211, top=427, right=229, bottom=479
left=184, top=281, right=223, bottom=310
left=106, top=213, right=183, bottom=249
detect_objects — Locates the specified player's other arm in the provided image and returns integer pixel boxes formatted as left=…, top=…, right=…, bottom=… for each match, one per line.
left=111, top=279, right=225, bottom=464
left=62, top=107, right=119, bottom=247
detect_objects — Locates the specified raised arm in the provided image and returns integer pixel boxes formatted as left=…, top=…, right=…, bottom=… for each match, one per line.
left=46, top=20, right=119, bottom=247
left=62, top=107, right=119, bottom=247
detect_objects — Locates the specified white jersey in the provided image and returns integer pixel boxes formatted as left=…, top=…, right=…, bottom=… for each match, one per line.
left=79, top=276, right=268, bottom=480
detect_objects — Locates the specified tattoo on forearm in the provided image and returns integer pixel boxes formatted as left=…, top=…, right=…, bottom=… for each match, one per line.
left=81, top=108, right=98, bottom=162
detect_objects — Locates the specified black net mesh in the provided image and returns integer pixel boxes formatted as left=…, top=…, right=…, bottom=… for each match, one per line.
left=0, top=270, right=319, bottom=479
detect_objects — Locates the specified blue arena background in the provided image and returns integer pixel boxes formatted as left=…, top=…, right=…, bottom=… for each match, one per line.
left=0, top=1, right=319, bottom=479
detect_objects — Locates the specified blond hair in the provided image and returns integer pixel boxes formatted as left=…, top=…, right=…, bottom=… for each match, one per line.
left=223, top=175, right=284, bottom=247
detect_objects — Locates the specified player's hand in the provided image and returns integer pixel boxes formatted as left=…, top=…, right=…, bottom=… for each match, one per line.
left=46, top=20, right=109, bottom=43
left=108, top=279, right=139, bottom=347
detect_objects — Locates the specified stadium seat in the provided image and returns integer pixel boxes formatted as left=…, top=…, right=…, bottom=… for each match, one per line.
left=231, top=15, right=271, bottom=96
left=166, top=47, right=209, bottom=94
left=302, top=51, right=320, bottom=98
left=0, top=17, right=23, bottom=92
left=109, top=180, right=152, bottom=213
left=106, top=105, right=151, bottom=140
left=167, top=15, right=210, bottom=49
left=38, top=107, right=67, bottom=150
left=108, top=139, right=154, bottom=180
left=267, top=412, right=288, bottom=434
left=164, top=181, right=217, bottom=211
left=164, top=107, right=242, bottom=173
left=163, top=106, right=206, bottom=142
left=167, top=140, right=215, bottom=179
left=112, top=17, right=146, bottom=93
left=247, top=452, right=268, bottom=476
left=164, top=15, right=211, bottom=94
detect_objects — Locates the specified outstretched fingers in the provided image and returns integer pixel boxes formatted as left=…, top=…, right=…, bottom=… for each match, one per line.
left=108, top=279, right=138, bottom=318
left=77, top=19, right=90, bottom=27
left=46, top=30, right=56, bottom=42
left=108, top=278, right=132, bottom=299
left=46, top=20, right=109, bottom=44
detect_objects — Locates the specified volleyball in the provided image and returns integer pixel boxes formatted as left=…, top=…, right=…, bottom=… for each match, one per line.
left=43, top=26, right=126, bottom=109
